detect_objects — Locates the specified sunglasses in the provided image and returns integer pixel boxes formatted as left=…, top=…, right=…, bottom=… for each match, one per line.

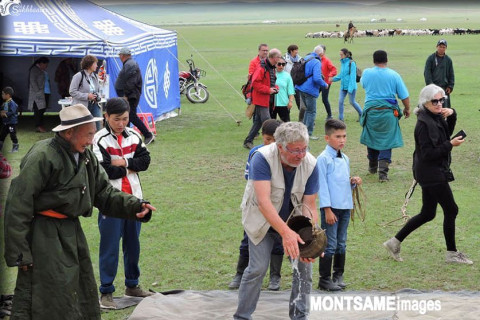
left=430, top=97, right=446, bottom=106
left=277, top=63, right=286, bottom=67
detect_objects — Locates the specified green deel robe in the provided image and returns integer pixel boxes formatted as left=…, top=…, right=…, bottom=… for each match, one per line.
left=4, top=134, right=150, bottom=320
left=359, top=99, right=404, bottom=150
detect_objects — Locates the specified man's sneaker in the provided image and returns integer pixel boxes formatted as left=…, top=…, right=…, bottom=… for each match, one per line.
left=125, top=285, right=154, bottom=297
left=243, top=142, right=254, bottom=150
left=100, top=293, right=117, bottom=309
left=383, top=237, right=403, bottom=262
left=11, top=143, right=19, bottom=153
left=144, top=135, right=155, bottom=145
left=446, top=251, right=473, bottom=265
left=309, top=136, right=319, bottom=141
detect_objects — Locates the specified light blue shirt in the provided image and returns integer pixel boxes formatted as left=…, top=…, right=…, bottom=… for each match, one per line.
left=360, top=66, right=409, bottom=102
left=316, top=144, right=353, bottom=210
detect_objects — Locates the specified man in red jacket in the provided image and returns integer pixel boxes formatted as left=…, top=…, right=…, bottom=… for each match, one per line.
left=248, top=44, right=269, bottom=76
left=243, top=48, right=282, bottom=150
left=319, top=45, right=337, bottom=120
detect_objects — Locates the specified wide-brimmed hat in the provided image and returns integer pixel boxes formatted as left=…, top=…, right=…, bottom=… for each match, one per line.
left=52, top=104, right=103, bottom=132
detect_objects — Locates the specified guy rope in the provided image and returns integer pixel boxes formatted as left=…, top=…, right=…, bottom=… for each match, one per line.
left=380, top=179, right=417, bottom=227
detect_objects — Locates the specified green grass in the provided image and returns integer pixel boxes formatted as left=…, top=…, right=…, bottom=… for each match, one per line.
left=2, top=3, right=480, bottom=319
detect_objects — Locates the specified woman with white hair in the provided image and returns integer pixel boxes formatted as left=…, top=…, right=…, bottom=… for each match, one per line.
left=383, top=84, right=472, bottom=265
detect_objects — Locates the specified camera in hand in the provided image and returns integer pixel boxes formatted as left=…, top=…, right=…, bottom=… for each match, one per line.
left=92, top=92, right=101, bottom=102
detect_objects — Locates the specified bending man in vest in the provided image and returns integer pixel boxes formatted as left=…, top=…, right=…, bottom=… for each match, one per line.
left=234, top=121, right=320, bottom=320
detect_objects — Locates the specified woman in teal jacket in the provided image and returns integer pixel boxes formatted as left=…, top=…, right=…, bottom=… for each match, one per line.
left=332, top=48, right=362, bottom=121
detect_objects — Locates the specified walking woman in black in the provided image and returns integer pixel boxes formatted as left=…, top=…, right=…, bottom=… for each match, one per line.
left=383, top=84, right=472, bottom=265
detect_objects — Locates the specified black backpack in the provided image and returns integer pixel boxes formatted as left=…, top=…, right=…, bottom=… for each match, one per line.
left=290, top=56, right=315, bottom=86
left=349, top=60, right=362, bottom=83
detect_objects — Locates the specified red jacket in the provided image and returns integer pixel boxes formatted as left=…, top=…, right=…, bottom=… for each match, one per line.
left=251, top=59, right=276, bottom=108
left=321, top=55, right=337, bottom=85
left=248, top=56, right=261, bottom=76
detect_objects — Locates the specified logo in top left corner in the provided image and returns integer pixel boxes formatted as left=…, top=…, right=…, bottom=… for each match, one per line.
left=0, top=0, right=21, bottom=16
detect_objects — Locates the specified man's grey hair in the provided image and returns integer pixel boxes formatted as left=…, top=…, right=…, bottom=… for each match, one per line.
left=268, top=48, right=282, bottom=59
left=274, top=122, right=309, bottom=148
left=414, top=84, right=445, bottom=115
left=313, top=45, right=324, bottom=55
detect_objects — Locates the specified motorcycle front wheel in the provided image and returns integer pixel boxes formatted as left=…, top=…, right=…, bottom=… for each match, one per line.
left=179, top=78, right=186, bottom=94
left=185, top=83, right=209, bottom=103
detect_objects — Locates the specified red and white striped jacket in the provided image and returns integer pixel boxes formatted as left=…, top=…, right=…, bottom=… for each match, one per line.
left=93, top=125, right=150, bottom=199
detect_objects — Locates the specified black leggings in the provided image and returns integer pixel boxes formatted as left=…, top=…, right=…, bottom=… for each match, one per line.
left=395, top=182, right=458, bottom=251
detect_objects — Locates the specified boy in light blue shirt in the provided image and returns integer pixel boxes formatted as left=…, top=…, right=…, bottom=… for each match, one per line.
left=316, top=119, right=362, bottom=291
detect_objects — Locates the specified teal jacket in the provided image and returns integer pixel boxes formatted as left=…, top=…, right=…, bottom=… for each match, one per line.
left=360, top=99, right=404, bottom=150
left=332, top=57, right=357, bottom=93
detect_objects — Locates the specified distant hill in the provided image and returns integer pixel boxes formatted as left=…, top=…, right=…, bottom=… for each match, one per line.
left=93, top=1, right=480, bottom=27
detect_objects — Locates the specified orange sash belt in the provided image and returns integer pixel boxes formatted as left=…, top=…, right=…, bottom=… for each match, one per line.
left=37, top=210, right=68, bottom=219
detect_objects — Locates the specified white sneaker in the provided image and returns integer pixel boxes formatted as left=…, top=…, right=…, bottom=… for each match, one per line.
left=383, top=237, right=403, bottom=262
left=446, top=251, right=473, bottom=265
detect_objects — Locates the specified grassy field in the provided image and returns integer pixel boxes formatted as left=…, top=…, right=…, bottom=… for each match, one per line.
left=2, top=2, right=480, bottom=319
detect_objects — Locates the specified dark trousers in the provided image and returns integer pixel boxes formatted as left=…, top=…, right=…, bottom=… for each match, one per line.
left=33, top=94, right=49, bottom=127
left=320, top=85, right=332, bottom=118
left=244, top=105, right=270, bottom=144
left=294, top=89, right=302, bottom=110
left=395, top=182, right=458, bottom=251
left=271, top=106, right=290, bottom=122
left=239, top=231, right=284, bottom=257
left=98, top=213, right=142, bottom=294
left=0, top=124, right=18, bottom=144
left=128, top=98, right=152, bottom=139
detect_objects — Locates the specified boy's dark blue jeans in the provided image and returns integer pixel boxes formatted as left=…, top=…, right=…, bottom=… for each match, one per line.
left=320, top=208, right=351, bottom=257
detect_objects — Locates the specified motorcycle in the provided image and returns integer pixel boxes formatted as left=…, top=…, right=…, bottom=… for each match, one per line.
left=179, top=58, right=209, bottom=103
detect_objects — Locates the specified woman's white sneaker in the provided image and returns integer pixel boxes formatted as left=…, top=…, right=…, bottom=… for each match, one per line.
left=446, top=251, right=473, bottom=265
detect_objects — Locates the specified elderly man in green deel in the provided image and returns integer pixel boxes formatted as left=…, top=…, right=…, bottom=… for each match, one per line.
left=3, top=104, right=156, bottom=320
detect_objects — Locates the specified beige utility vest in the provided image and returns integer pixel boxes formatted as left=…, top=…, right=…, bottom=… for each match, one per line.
left=241, top=143, right=317, bottom=245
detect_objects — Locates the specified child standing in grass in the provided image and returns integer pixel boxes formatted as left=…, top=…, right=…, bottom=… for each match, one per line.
left=230, top=119, right=283, bottom=291
left=0, top=87, right=19, bottom=153
left=316, top=119, right=362, bottom=291
left=93, top=97, right=153, bottom=309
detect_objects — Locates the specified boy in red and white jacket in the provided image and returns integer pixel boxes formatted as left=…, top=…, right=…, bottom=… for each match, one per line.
left=93, top=97, right=152, bottom=309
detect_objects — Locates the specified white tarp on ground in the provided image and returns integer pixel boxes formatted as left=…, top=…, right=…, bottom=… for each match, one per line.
left=129, top=289, right=480, bottom=320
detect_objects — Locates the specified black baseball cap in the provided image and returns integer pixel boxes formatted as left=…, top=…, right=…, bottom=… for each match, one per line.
left=437, top=39, right=447, bottom=47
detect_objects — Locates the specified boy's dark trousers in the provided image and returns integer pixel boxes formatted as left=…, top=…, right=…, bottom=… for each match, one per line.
left=0, top=124, right=18, bottom=145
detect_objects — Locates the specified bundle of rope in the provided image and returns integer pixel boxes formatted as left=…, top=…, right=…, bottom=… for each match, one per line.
left=351, top=184, right=366, bottom=224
